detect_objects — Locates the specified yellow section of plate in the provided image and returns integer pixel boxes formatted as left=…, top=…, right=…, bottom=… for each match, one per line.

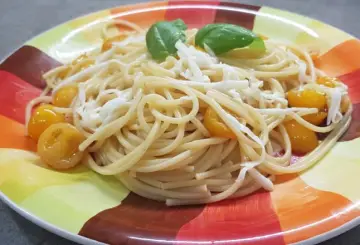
left=26, top=22, right=87, bottom=63
left=67, top=9, right=118, bottom=44
left=296, top=20, right=354, bottom=55
left=20, top=179, right=128, bottom=233
left=0, top=149, right=78, bottom=203
left=301, top=138, right=360, bottom=203
left=26, top=10, right=114, bottom=63
left=253, top=6, right=315, bottom=42
left=0, top=148, right=129, bottom=233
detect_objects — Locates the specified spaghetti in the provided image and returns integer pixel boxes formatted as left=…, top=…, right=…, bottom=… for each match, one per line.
left=25, top=20, right=352, bottom=206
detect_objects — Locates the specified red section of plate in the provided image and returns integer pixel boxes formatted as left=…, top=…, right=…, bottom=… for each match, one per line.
left=0, top=46, right=60, bottom=89
left=0, top=114, right=37, bottom=151
left=339, top=68, right=360, bottom=104
left=314, top=39, right=360, bottom=77
left=79, top=193, right=205, bottom=245
left=215, top=2, right=261, bottom=30
left=341, top=103, right=360, bottom=141
left=165, top=0, right=220, bottom=28
left=176, top=192, right=285, bottom=245
left=0, top=70, right=41, bottom=124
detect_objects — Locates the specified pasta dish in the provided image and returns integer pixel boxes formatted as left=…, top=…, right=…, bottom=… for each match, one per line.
left=25, top=19, right=352, bottom=206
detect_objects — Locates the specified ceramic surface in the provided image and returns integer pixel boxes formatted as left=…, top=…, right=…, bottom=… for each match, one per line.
left=1, top=1, right=360, bottom=244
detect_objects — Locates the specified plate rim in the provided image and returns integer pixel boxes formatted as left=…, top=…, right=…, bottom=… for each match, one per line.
left=0, top=1, right=359, bottom=245
left=1, top=185, right=359, bottom=245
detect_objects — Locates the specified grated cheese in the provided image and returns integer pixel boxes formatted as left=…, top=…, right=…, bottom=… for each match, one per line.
left=327, top=88, right=343, bottom=125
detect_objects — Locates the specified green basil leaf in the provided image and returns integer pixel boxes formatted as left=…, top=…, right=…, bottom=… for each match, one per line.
left=172, top=19, right=187, bottom=31
left=195, top=23, right=260, bottom=55
left=146, top=19, right=187, bottom=61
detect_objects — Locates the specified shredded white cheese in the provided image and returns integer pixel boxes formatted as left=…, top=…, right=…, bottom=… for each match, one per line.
left=175, top=41, right=216, bottom=68
left=76, top=100, right=101, bottom=129
left=297, top=60, right=308, bottom=84
left=225, top=112, right=264, bottom=147
left=211, top=80, right=249, bottom=93
left=287, top=50, right=308, bottom=84
left=327, top=88, right=343, bottom=125
left=175, top=41, right=217, bottom=82
left=99, top=89, right=132, bottom=121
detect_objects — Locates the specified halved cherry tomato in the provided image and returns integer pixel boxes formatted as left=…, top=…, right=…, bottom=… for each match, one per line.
left=72, top=54, right=94, bottom=73
left=287, top=89, right=327, bottom=125
left=302, top=111, right=328, bottom=126
left=58, top=67, right=71, bottom=80
left=284, top=120, right=319, bottom=154
left=58, top=54, right=94, bottom=79
left=287, top=89, right=327, bottom=110
left=53, top=85, right=78, bottom=108
left=28, top=104, right=65, bottom=141
left=102, top=33, right=128, bottom=52
left=317, top=76, right=337, bottom=88
left=341, top=95, right=351, bottom=114
left=204, top=107, right=236, bottom=139
left=317, top=76, right=351, bottom=114
left=37, top=123, right=85, bottom=170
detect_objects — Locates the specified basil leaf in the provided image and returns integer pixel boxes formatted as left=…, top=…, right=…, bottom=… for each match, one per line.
left=172, top=19, right=187, bottom=31
left=146, top=19, right=187, bottom=61
left=195, top=23, right=260, bottom=55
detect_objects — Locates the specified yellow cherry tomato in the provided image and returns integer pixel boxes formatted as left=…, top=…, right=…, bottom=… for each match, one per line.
left=102, top=34, right=128, bottom=52
left=58, top=54, right=93, bottom=80
left=58, top=67, right=71, bottom=80
left=72, top=54, right=89, bottom=65
left=53, top=85, right=78, bottom=108
left=302, top=111, right=328, bottom=126
left=287, top=89, right=327, bottom=110
left=287, top=89, right=328, bottom=125
left=317, top=76, right=337, bottom=88
left=28, top=104, right=65, bottom=141
left=204, top=107, right=236, bottom=139
left=284, top=120, right=319, bottom=154
left=317, top=76, right=351, bottom=114
left=37, top=123, right=85, bottom=170
left=72, top=54, right=94, bottom=70
left=341, top=95, right=351, bottom=114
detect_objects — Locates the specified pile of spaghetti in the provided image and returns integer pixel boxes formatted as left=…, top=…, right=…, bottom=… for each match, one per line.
left=26, top=19, right=352, bottom=206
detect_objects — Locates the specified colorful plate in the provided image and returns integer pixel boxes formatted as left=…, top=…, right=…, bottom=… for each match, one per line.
left=1, top=1, right=360, bottom=244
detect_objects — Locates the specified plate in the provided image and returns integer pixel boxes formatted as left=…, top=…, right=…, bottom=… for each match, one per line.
left=1, top=1, right=360, bottom=244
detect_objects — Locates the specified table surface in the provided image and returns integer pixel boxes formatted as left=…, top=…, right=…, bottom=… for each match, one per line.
left=1, top=0, right=360, bottom=244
